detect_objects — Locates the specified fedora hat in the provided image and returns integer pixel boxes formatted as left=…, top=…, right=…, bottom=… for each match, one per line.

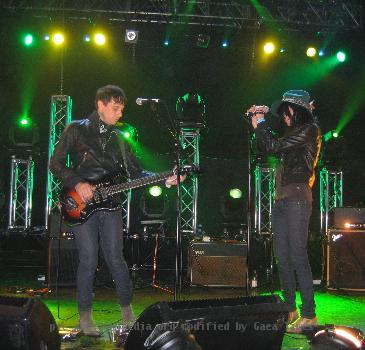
left=270, top=90, right=314, bottom=116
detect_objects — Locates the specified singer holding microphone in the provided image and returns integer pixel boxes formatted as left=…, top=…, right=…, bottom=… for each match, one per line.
left=247, top=90, right=321, bottom=333
left=50, top=85, right=183, bottom=336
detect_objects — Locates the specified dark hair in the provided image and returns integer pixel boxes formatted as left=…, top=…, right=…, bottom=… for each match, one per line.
left=95, top=85, right=127, bottom=108
left=277, top=102, right=315, bottom=126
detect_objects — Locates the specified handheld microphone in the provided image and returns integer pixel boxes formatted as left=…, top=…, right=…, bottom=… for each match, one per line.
left=136, top=97, right=163, bottom=106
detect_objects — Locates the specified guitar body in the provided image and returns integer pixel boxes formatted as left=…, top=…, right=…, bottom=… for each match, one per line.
left=59, top=166, right=197, bottom=226
left=60, top=187, right=121, bottom=226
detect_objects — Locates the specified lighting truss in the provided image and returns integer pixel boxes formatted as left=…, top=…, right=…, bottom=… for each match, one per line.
left=254, top=166, right=275, bottom=236
left=320, top=167, right=343, bottom=234
left=8, top=156, right=34, bottom=230
left=45, top=95, right=72, bottom=229
left=179, top=128, right=200, bottom=235
left=1, top=1, right=362, bottom=31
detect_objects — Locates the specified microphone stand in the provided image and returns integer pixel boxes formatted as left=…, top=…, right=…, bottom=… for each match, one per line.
left=147, top=101, right=183, bottom=300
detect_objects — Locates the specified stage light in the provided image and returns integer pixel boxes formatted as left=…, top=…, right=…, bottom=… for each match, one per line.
left=94, top=33, right=106, bottom=45
left=125, top=29, right=139, bottom=44
left=116, top=122, right=138, bottom=141
left=19, top=117, right=32, bottom=127
left=306, top=47, right=317, bottom=57
left=263, top=42, right=275, bottom=54
left=52, top=33, right=64, bottom=45
left=175, top=92, right=206, bottom=127
left=311, top=325, right=365, bottom=349
left=44, top=35, right=50, bottom=41
left=323, top=130, right=339, bottom=142
left=333, top=131, right=339, bottom=138
left=83, top=34, right=91, bottom=42
left=24, top=34, right=34, bottom=46
left=319, top=49, right=325, bottom=56
left=196, top=34, right=210, bottom=48
left=149, top=186, right=162, bottom=197
left=222, top=40, right=229, bottom=48
left=229, top=188, right=242, bottom=199
left=163, top=38, right=169, bottom=46
left=337, top=51, right=346, bottom=62
left=123, top=131, right=131, bottom=139
left=280, top=47, right=285, bottom=53
left=9, top=117, right=39, bottom=148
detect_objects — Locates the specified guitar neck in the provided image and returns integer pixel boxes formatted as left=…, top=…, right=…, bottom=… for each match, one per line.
left=105, top=170, right=173, bottom=196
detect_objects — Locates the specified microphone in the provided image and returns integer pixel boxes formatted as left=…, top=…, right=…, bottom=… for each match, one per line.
left=136, top=97, right=163, bottom=106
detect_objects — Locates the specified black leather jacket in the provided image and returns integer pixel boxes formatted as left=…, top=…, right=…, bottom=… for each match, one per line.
left=50, top=111, right=148, bottom=188
left=255, top=121, right=322, bottom=188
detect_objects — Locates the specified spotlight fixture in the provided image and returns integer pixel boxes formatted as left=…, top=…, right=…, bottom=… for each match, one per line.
left=175, top=92, right=206, bottom=127
left=23, top=34, right=34, bottom=46
left=306, top=47, right=317, bottom=57
left=196, top=34, right=210, bottom=48
left=94, top=33, right=106, bottom=45
left=52, top=33, right=64, bottom=45
left=263, top=42, right=275, bottom=54
left=125, top=29, right=139, bottom=44
left=336, top=51, right=347, bottom=62
left=221, top=40, right=229, bottom=48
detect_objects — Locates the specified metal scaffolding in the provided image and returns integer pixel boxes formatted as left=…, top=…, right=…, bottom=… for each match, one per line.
left=45, top=95, right=72, bottom=228
left=8, top=156, right=34, bottom=230
left=179, top=128, right=200, bottom=235
left=254, top=166, right=276, bottom=236
left=1, top=1, right=362, bottom=31
left=320, top=167, right=343, bottom=233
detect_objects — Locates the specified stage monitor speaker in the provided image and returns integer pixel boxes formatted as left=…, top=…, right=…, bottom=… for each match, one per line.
left=188, top=240, right=247, bottom=287
left=330, top=207, right=365, bottom=229
left=327, top=229, right=365, bottom=291
left=0, top=295, right=60, bottom=350
left=124, top=294, right=289, bottom=350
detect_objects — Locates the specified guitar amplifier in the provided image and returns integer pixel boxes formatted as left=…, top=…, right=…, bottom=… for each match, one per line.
left=188, top=240, right=247, bottom=287
left=327, top=229, right=365, bottom=291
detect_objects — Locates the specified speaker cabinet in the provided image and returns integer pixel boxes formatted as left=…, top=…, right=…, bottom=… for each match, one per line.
left=124, top=294, right=289, bottom=350
left=327, top=229, right=365, bottom=291
left=188, top=240, right=247, bottom=287
left=0, top=296, right=60, bottom=350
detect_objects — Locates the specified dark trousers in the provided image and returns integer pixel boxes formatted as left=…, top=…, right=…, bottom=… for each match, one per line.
left=272, top=199, right=316, bottom=318
left=72, top=210, right=132, bottom=311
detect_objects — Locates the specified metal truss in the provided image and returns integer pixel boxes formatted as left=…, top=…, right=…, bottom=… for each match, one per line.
left=254, top=166, right=275, bottom=236
left=179, top=128, right=200, bottom=235
left=8, top=156, right=34, bottom=230
left=1, top=1, right=362, bottom=31
left=320, top=167, right=343, bottom=233
left=121, top=190, right=131, bottom=234
left=45, top=95, right=72, bottom=228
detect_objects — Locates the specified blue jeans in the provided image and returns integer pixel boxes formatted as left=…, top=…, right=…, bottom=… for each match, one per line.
left=272, top=199, right=316, bottom=318
left=72, top=210, right=132, bottom=311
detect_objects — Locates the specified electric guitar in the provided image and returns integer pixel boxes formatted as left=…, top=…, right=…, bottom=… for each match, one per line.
left=60, top=166, right=196, bottom=226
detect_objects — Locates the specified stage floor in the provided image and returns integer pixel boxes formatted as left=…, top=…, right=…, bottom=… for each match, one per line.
left=1, top=235, right=364, bottom=350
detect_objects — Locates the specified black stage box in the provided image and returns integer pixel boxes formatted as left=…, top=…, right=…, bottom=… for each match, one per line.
left=327, top=229, right=365, bottom=291
left=0, top=296, right=60, bottom=350
left=188, top=240, right=247, bottom=287
left=124, top=294, right=289, bottom=350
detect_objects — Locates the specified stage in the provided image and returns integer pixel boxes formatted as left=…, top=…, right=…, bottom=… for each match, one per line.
left=1, top=233, right=364, bottom=350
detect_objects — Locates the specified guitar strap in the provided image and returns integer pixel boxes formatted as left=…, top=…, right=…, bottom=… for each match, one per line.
left=118, top=137, right=131, bottom=181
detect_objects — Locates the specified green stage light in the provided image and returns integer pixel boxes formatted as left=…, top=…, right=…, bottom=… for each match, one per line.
left=229, top=188, right=242, bottom=199
left=149, top=186, right=162, bottom=197
left=333, top=131, right=339, bottom=138
left=123, top=131, right=131, bottom=139
left=18, top=117, right=32, bottom=127
left=336, top=51, right=346, bottom=62
left=24, top=34, right=34, bottom=46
